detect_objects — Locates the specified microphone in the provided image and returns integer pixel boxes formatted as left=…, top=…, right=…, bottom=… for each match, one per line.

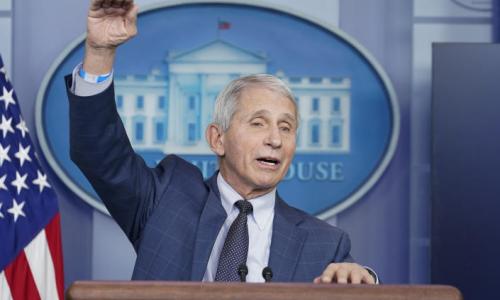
left=262, top=266, right=273, bottom=283
left=237, top=264, right=248, bottom=282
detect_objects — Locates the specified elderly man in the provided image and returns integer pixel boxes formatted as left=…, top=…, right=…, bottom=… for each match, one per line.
left=66, top=0, right=377, bottom=283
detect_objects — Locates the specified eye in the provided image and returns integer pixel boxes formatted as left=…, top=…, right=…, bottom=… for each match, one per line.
left=279, top=123, right=292, bottom=132
left=250, top=118, right=265, bottom=127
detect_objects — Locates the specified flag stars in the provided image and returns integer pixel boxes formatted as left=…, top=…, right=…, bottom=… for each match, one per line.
left=0, top=202, right=4, bottom=219
left=7, top=199, right=26, bottom=222
left=0, top=66, right=9, bottom=82
left=33, top=170, right=51, bottom=193
left=0, top=144, right=11, bottom=166
left=0, top=174, right=7, bottom=191
left=16, top=118, right=29, bottom=138
left=15, top=143, right=32, bottom=167
left=0, top=86, right=16, bottom=110
left=0, top=115, right=14, bottom=138
left=11, top=171, right=28, bottom=194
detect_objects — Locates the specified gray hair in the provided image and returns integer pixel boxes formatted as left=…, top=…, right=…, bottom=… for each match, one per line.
left=213, top=74, right=297, bottom=131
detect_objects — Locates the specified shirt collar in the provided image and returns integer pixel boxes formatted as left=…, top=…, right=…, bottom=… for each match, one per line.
left=217, top=172, right=275, bottom=231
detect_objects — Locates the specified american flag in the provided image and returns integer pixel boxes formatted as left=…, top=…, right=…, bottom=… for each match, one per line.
left=0, top=55, right=64, bottom=299
left=218, top=20, right=231, bottom=30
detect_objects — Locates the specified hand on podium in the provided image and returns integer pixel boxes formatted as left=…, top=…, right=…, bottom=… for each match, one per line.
left=313, top=263, right=376, bottom=284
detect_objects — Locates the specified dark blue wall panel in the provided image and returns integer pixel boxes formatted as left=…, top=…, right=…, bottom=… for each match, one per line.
left=432, top=43, right=500, bottom=299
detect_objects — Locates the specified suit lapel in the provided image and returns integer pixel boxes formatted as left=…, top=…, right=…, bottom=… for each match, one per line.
left=190, top=173, right=226, bottom=280
left=268, top=195, right=308, bottom=282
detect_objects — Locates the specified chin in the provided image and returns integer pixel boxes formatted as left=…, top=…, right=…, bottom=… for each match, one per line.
left=253, top=178, right=280, bottom=190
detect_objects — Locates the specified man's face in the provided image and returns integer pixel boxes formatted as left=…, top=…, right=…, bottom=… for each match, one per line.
left=216, top=86, right=297, bottom=199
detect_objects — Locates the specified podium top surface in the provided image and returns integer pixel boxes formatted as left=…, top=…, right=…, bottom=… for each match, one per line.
left=67, top=281, right=462, bottom=300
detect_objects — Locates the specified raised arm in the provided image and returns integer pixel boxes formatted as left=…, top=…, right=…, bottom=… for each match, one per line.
left=83, top=0, right=138, bottom=75
left=68, top=0, right=162, bottom=245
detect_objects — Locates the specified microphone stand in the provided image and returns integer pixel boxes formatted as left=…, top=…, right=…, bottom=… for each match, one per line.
left=238, top=264, right=248, bottom=282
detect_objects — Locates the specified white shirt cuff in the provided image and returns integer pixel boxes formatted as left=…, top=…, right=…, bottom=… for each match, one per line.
left=71, top=63, right=113, bottom=97
left=364, top=266, right=380, bottom=284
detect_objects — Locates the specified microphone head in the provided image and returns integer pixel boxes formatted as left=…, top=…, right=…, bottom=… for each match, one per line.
left=262, top=266, right=273, bottom=280
left=238, top=264, right=248, bottom=276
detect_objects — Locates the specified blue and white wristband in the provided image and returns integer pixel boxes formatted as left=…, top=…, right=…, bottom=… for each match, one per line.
left=78, top=66, right=111, bottom=83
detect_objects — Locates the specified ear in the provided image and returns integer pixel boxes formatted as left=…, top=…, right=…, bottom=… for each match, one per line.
left=206, top=123, right=225, bottom=156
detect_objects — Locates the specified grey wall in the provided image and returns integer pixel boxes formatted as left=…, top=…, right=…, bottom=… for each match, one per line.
left=0, top=0, right=12, bottom=76
left=7, top=0, right=493, bottom=290
left=337, top=0, right=413, bottom=284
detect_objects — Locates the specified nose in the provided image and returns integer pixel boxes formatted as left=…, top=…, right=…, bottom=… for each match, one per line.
left=264, top=125, right=282, bottom=149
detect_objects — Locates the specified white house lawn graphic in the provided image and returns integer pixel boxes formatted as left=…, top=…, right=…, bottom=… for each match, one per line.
left=115, top=39, right=351, bottom=164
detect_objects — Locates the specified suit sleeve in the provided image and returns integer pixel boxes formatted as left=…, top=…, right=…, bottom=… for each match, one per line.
left=332, top=231, right=354, bottom=263
left=331, top=231, right=380, bottom=283
left=65, top=75, right=175, bottom=247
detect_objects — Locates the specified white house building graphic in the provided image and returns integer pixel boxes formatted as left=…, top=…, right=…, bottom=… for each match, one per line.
left=114, top=40, right=351, bottom=155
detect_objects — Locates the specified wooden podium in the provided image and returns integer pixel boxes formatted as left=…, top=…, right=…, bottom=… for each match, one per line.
left=67, top=281, right=462, bottom=300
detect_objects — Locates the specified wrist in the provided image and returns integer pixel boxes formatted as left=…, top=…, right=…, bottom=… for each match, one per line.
left=83, top=42, right=116, bottom=74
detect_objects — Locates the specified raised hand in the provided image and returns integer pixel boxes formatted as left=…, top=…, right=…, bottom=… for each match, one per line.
left=87, top=0, right=138, bottom=49
left=83, top=0, right=138, bottom=74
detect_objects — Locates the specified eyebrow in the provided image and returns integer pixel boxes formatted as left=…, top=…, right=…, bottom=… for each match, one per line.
left=281, top=113, right=297, bottom=126
left=249, top=110, right=297, bottom=126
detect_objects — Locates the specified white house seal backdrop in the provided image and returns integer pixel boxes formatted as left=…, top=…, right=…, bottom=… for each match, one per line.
left=35, top=1, right=399, bottom=218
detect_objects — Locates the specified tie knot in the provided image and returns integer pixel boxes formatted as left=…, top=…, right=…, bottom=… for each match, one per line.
left=235, top=200, right=253, bottom=215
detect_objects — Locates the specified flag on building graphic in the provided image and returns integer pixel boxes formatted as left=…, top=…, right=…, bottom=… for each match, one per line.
left=0, top=55, right=64, bottom=300
left=218, top=19, right=231, bottom=30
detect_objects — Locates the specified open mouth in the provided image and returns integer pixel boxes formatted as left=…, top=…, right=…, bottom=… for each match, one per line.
left=256, top=157, right=281, bottom=166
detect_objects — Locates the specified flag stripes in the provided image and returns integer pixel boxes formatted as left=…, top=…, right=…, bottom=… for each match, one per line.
left=0, top=271, right=13, bottom=300
left=24, top=223, right=60, bottom=300
left=4, top=251, right=41, bottom=300
left=1, top=213, right=63, bottom=300
left=45, top=214, right=64, bottom=300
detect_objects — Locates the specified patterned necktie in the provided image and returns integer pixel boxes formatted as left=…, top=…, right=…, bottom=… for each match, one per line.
left=215, top=200, right=253, bottom=281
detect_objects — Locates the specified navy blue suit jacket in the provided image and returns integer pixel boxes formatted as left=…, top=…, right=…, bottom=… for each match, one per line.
left=66, top=78, right=354, bottom=282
